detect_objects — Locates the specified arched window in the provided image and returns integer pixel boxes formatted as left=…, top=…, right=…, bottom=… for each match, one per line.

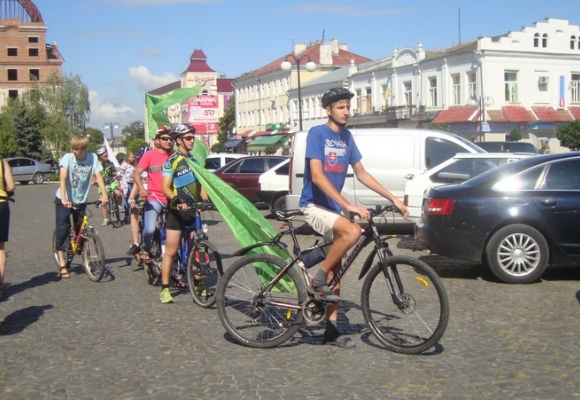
left=533, top=33, right=540, bottom=47
left=571, top=36, right=576, bottom=50
left=542, top=33, right=548, bottom=48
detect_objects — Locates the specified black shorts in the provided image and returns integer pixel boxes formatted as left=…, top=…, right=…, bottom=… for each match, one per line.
left=0, top=201, right=10, bottom=242
left=166, top=208, right=196, bottom=231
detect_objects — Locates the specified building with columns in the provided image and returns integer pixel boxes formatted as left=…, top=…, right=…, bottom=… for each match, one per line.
left=0, top=0, right=63, bottom=107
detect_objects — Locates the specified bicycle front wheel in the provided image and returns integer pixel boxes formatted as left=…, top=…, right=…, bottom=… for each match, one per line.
left=361, top=255, right=449, bottom=354
left=107, top=195, right=123, bottom=228
left=187, top=239, right=223, bottom=308
left=82, top=232, right=106, bottom=282
left=216, top=254, right=305, bottom=348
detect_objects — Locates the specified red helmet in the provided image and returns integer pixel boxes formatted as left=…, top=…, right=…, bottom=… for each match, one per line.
left=155, top=125, right=171, bottom=139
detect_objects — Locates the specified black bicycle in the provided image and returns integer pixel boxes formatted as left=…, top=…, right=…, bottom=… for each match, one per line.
left=105, top=187, right=124, bottom=228
left=216, top=205, right=449, bottom=354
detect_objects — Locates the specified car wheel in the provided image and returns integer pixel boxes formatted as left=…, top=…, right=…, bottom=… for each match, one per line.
left=485, top=224, right=549, bottom=284
left=271, top=193, right=287, bottom=211
left=33, top=172, right=45, bottom=184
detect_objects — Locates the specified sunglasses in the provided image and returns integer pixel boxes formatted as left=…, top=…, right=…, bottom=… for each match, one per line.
left=182, top=136, right=195, bottom=142
left=158, top=136, right=172, bottom=142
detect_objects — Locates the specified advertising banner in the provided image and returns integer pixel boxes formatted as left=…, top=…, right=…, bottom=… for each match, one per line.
left=187, top=95, right=219, bottom=134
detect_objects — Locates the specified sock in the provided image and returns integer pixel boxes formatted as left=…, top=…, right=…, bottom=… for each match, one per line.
left=326, top=319, right=339, bottom=335
left=162, top=284, right=169, bottom=290
left=312, top=269, right=328, bottom=288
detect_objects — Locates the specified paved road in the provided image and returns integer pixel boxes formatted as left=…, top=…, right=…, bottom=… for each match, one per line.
left=1, top=183, right=580, bottom=399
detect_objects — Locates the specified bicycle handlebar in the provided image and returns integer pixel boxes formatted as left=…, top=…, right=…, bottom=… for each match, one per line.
left=70, top=200, right=101, bottom=210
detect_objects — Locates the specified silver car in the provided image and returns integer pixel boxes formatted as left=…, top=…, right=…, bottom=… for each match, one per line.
left=6, top=157, right=53, bottom=184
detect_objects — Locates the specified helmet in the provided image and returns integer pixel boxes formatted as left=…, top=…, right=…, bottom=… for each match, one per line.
left=155, top=125, right=171, bottom=139
left=321, top=87, right=354, bottom=108
left=96, top=148, right=107, bottom=156
left=170, top=123, right=196, bottom=140
left=137, top=147, right=151, bottom=159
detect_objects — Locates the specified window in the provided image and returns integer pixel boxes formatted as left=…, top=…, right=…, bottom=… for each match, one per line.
left=571, top=73, right=580, bottom=103
left=8, top=90, right=18, bottom=100
left=542, top=33, right=548, bottom=48
left=29, top=48, right=39, bottom=57
left=28, top=37, right=38, bottom=43
left=404, top=81, right=412, bottom=106
left=429, top=78, right=438, bottom=107
left=425, top=138, right=470, bottom=169
left=571, top=36, right=577, bottom=50
left=534, top=33, right=540, bottom=48
left=29, top=69, right=40, bottom=81
left=451, top=74, right=460, bottom=105
left=8, top=69, right=18, bottom=81
left=494, top=166, right=544, bottom=191
left=467, top=72, right=477, bottom=98
left=541, top=160, right=580, bottom=190
left=504, top=71, right=518, bottom=102
left=239, top=158, right=265, bottom=173
left=7, top=48, right=17, bottom=56
left=364, top=87, right=372, bottom=112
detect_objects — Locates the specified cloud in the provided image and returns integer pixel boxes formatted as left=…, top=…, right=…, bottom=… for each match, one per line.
left=128, top=66, right=178, bottom=91
left=282, top=5, right=411, bottom=17
left=137, top=47, right=163, bottom=58
left=88, top=91, right=140, bottom=129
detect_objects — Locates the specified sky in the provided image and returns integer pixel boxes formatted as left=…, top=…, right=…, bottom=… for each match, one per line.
left=27, top=0, right=580, bottom=134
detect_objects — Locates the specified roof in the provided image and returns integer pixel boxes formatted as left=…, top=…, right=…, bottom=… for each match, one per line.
left=431, top=106, right=478, bottom=124
left=501, top=106, right=537, bottom=122
left=568, top=106, right=580, bottom=120
left=216, top=78, right=233, bottom=92
left=532, top=106, right=573, bottom=122
left=242, top=41, right=372, bottom=79
left=182, top=49, right=216, bottom=74
left=147, top=80, right=181, bottom=95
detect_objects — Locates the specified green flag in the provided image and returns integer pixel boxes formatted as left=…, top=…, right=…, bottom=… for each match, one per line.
left=145, top=86, right=202, bottom=139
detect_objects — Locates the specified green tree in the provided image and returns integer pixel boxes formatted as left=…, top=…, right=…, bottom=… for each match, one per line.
left=509, top=129, right=522, bottom=141
left=264, top=145, right=277, bottom=155
left=0, top=102, right=18, bottom=158
left=127, top=138, right=149, bottom=155
left=422, top=123, right=452, bottom=132
left=557, top=120, right=580, bottom=150
left=85, top=127, right=107, bottom=153
left=14, top=106, right=44, bottom=160
left=122, top=121, right=145, bottom=146
left=211, top=96, right=236, bottom=153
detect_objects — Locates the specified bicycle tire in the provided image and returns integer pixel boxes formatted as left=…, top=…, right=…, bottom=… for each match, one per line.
left=361, top=255, right=449, bottom=354
left=216, top=254, right=306, bottom=348
left=52, top=229, right=73, bottom=271
left=144, top=230, right=162, bottom=286
left=186, top=239, right=223, bottom=308
left=107, top=195, right=123, bottom=228
left=82, top=232, right=106, bottom=282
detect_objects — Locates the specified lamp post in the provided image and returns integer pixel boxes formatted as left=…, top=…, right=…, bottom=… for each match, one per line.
left=467, top=96, right=493, bottom=142
left=281, top=55, right=316, bottom=131
left=103, top=122, right=120, bottom=139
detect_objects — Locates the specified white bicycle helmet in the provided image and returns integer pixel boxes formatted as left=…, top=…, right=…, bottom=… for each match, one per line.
left=96, top=148, right=107, bottom=156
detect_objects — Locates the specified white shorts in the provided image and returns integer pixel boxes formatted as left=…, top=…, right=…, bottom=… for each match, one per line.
left=301, top=204, right=343, bottom=241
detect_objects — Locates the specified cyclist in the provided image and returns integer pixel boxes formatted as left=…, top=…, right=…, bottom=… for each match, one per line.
left=0, top=157, right=15, bottom=297
left=131, top=126, right=174, bottom=263
left=95, top=147, right=124, bottom=226
left=55, top=134, right=108, bottom=279
left=299, top=87, right=408, bottom=348
left=159, top=123, right=208, bottom=303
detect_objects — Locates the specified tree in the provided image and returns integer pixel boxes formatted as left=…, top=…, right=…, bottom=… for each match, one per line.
left=422, top=123, right=452, bottom=132
left=122, top=121, right=145, bottom=146
left=509, top=129, right=522, bottom=142
left=0, top=102, right=18, bottom=158
left=85, top=127, right=107, bottom=153
left=557, top=120, right=580, bottom=151
left=264, top=145, right=277, bottom=155
left=13, top=106, right=44, bottom=161
left=211, top=96, right=236, bottom=153
left=127, top=138, right=149, bottom=155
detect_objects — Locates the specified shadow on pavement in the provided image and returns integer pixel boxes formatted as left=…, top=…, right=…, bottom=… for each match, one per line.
left=1, top=271, right=58, bottom=300
left=0, top=305, right=54, bottom=336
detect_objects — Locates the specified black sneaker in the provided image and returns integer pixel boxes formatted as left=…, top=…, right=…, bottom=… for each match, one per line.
left=126, top=243, right=141, bottom=256
left=310, top=284, right=340, bottom=302
left=323, top=331, right=356, bottom=348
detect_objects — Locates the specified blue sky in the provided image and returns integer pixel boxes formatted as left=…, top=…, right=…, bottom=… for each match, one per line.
left=30, top=0, right=580, bottom=133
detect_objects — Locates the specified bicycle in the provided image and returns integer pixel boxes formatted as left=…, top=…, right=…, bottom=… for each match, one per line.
left=105, top=186, right=124, bottom=228
left=215, top=205, right=449, bottom=354
left=52, top=200, right=106, bottom=282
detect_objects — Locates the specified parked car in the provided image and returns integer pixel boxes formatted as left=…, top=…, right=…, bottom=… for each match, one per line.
left=477, top=141, right=539, bottom=154
left=286, top=128, right=484, bottom=224
left=6, top=157, right=53, bottom=184
left=257, top=158, right=289, bottom=210
left=204, top=153, right=246, bottom=172
left=403, top=152, right=536, bottom=224
left=416, top=152, right=580, bottom=284
left=214, top=155, right=288, bottom=202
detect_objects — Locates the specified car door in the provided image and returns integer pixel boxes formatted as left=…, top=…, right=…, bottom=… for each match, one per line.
left=533, top=158, right=580, bottom=256
left=232, top=157, right=266, bottom=199
left=8, top=159, right=29, bottom=182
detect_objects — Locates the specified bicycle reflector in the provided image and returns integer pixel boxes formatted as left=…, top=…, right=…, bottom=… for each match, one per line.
left=427, top=198, right=455, bottom=215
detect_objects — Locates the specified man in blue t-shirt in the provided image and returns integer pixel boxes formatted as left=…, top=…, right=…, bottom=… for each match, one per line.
left=299, top=87, right=408, bottom=349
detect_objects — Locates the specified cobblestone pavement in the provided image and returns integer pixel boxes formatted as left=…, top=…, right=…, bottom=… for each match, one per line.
left=1, top=183, right=580, bottom=399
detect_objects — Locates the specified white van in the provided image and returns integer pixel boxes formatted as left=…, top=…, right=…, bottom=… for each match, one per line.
left=286, top=128, right=484, bottom=224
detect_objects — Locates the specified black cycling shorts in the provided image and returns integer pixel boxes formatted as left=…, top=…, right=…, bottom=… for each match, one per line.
left=166, top=208, right=196, bottom=231
left=0, top=201, right=10, bottom=242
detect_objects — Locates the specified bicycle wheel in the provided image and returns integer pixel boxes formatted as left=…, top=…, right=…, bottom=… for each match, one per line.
left=186, top=239, right=224, bottom=308
left=361, top=255, right=449, bottom=354
left=144, top=230, right=162, bottom=286
left=107, top=195, right=123, bottom=228
left=82, top=232, right=106, bottom=282
left=52, top=229, right=73, bottom=270
left=216, top=254, right=306, bottom=348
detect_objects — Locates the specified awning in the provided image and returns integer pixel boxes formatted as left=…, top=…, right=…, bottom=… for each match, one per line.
left=246, top=134, right=285, bottom=152
left=225, top=139, right=242, bottom=148
left=431, top=106, right=478, bottom=124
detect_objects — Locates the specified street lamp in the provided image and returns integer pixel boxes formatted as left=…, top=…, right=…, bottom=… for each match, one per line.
left=281, top=55, right=316, bottom=131
left=467, top=96, right=494, bottom=141
left=103, top=122, right=120, bottom=139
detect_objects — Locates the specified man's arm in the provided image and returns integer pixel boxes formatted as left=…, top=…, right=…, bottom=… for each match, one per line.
left=2, top=159, right=15, bottom=193
left=94, top=172, right=109, bottom=205
left=59, top=166, right=71, bottom=208
left=133, top=166, right=147, bottom=198
left=351, top=161, right=408, bottom=217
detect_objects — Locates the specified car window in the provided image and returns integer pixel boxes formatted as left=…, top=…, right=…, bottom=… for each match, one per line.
left=205, top=158, right=221, bottom=170
left=275, top=163, right=289, bottom=175
left=493, top=165, right=544, bottom=191
left=425, top=138, right=470, bottom=169
left=239, top=158, right=265, bottom=173
left=541, top=159, right=580, bottom=190
left=267, top=158, right=284, bottom=169
left=505, top=142, right=539, bottom=154
left=8, top=159, right=18, bottom=167
left=477, top=142, right=503, bottom=152
left=432, top=159, right=500, bottom=184
left=225, top=157, right=238, bottom=164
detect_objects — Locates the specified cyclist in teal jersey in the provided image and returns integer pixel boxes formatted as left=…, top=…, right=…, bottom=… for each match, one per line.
left=95, top=148, right=123, bottom=226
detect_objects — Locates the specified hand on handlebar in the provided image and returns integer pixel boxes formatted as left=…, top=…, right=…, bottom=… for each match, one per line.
left=392, top=199, right=409, bottom=218
left=345, top=204, right=371, bottom=221
left=62, top=199, right=72, bottom=208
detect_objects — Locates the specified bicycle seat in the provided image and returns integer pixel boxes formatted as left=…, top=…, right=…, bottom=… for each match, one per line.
left=273, top=209, right=303, bottom=221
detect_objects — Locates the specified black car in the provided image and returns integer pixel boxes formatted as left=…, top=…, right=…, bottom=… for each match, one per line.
left=417, top=152, right=580, bottom=284
left=477, top=141, right=539, bottom=154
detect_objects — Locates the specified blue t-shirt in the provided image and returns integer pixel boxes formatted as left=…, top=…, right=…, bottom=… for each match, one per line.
left=56, top=152, right=102, bottom=204
left=299, top=125, right=362, bottom=213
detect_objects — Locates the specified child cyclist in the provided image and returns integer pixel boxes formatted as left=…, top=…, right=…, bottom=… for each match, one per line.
left=95, top=147, right=124, bottom=226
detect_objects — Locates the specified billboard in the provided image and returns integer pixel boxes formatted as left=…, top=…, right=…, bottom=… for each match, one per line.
left=187, top=95, right=219, bottom=134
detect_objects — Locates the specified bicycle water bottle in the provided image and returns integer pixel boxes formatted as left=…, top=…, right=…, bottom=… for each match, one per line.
left=194, top=211, right=201, bottom=232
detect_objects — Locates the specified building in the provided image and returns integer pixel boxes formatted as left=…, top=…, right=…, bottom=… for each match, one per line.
left=231, top=38, right=371, bottom=154
left=146, top=49, right=233, bottom=149
left=294, top=18, right=580, bottom=153
left=0, top=0, right=63, bottom=107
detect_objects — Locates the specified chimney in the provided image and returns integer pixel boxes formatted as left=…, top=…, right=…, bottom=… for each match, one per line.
left=294, top=43, right=307, bottom=54
left=331, top=38, right=339, bottom=54
left=319, top=42, right=332, bottom=65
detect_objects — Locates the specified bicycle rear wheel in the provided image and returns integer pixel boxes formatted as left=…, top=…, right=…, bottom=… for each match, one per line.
left=143, top=230, right=162, bottom=286
left=52, top=229, right=73, bottom=270
left=107, top=195, right=123, bottom=228
left=82, top=232, right=106, bottom=282
left=186, top=239, right=223, bottom=308
left=361, top=255, right=449, bottom=354
left=216, top=254, right=305, bottom=348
